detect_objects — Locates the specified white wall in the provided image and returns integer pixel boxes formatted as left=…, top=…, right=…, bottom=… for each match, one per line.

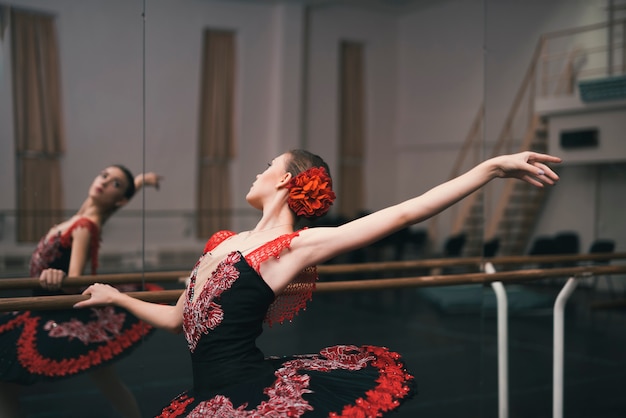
left=1, top=0, right=623, bottom=262
left=307, top=5, right=398, bottom=213
left=540, top=99, right=626, bottom=165
left=141, top=0, right=306, bottom=248
left=394, top=0, right=484, bottom=246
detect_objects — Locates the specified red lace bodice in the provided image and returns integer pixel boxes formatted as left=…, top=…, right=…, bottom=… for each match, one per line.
left=29, top=217, right=101, bottom=277
left=200, top=229, right=317, bottom=326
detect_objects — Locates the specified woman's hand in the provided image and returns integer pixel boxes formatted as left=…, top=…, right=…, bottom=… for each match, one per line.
left=39, top=268, right=66, bottom=291
left=73, top=283, right=121, bottom=308
left=492, top=151, right=561, bottom=187
left=135, top=172, right=163, bottom=190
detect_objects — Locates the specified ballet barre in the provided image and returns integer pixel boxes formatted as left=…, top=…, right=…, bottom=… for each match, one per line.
left=0, top=264, right=624, bottom=311
left=318, top=252, right=626, bottom=274
left=1, top=252, right=624, bottom=291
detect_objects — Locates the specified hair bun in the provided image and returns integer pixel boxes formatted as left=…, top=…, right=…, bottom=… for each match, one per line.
left=286, top=167, right=336, bottom=218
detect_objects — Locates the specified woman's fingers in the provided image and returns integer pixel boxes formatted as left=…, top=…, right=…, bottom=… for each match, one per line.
left=74, top=283, right=102, bottom=308
left=506, top=152, right=561, bottom=186
left=534, top=162, right=558, bottom=184
left=39, top=269, right=66, bottom=291
left=145, top=172, right=163, bottom=189
left=521, top=173, right=544, bottom=188
left=521, top=164, right=559, bottom=187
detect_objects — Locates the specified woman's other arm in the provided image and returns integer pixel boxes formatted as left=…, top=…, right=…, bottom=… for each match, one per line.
left=134, top=172, right=162, bottom=191
left=38, top=225, right=92, bottom=291
left=74, top=284, right=185, bottom=334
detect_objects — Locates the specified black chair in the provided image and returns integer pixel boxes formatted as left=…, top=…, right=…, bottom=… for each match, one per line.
left=442, top=233, right=468, bottom=274
left=588, top=239, right=617, bottom=294
left=528, top=236, right=558, bottom=265
left=555, top=231, right=580, bottom=253
left=589, top=239, right=615, bottom=256
left=409, top=228, right=428, bottom=258
left=444, top=233, right=466, bottom=258
left=553, top=231, right=580, bottom=267
left=527, top=236, right=559, bottom=282
left=528, top=236, right=558, bottom=256
left=483, top=237, right=500, bottom=258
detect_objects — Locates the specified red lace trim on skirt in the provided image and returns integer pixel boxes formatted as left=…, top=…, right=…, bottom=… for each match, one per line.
left=15, top=313, right=153, bottom=377
left=155, top=345, right=414, bottom=418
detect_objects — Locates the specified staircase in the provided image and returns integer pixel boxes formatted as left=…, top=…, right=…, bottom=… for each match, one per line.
left=433, top=13, right=626, bottom=257
left=457, top=116, right=550, bottom=257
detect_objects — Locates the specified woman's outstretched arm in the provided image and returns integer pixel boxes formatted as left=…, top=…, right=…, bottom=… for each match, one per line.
left=291, top=151, right=561, bottom=267
left=134, top=172, right=163, bottom=191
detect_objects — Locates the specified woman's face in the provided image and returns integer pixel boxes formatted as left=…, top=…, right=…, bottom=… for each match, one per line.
left=246, top=153, right=290, bottom=210
left=89, top=166, right=130, bottom=209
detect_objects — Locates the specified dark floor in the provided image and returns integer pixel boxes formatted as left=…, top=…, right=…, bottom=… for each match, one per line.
left=17, top=281, right=626, bottom=418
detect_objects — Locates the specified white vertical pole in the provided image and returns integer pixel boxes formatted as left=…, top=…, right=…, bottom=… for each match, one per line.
left=553, top=277, right=578, bottom=418
left=486, top=262, right=508, bottom=418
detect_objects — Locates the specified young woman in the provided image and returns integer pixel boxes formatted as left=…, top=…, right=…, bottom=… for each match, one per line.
left=0, top=165, right=162, bottom=418
left=75, top=150, right=561, bottom=417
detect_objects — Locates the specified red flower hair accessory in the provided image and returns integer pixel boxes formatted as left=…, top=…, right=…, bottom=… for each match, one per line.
left=286, top=166, right=336, bottom=218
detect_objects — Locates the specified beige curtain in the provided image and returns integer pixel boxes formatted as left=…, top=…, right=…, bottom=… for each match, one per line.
left=197, top=30, right=236, bottom=238
left=338, top=41, right=366, bottom=219
left=11, top=9, right=65, bottom=242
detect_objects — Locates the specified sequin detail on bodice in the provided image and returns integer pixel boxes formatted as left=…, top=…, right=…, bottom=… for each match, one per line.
left=183, top=251, right=243, bottom=352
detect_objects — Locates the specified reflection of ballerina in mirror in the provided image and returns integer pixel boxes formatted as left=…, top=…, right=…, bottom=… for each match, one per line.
left=76, top=149, right=560, bottom=417
left=0, top=166, right=162, bottom=418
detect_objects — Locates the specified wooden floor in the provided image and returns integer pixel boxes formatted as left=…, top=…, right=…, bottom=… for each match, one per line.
left=17, top=282, right=626, bottom=418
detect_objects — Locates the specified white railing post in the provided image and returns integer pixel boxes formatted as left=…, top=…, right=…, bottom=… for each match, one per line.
left=553, top=276, right=578, bottom=418
left=486, top=262, right=509, bottom=418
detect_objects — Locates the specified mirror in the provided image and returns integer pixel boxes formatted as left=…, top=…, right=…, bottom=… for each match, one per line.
left=0, top=1, right=147, bottom=416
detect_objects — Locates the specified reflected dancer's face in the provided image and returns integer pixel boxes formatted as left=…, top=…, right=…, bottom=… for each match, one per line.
left=89, top=166, right=130, bottom=210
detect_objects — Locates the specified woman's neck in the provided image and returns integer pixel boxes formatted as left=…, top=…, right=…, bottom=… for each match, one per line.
left=253, top=215, right=294, bottom=234
left=256, top=205, right=294, bottom=233
left=255, top=192, right=294, bottom=232
left=77, top=198, right=105, bottom=226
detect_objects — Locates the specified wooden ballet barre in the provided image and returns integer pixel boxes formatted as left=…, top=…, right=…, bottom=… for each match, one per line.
left=319, top=252, right=626, bottom=274
left=0, top=290, right=184, bottom=311
left=1, top=264, right=625, bottom=312
left=318, top=257, right=484, bottom=274
left=0, top=258, right=486, bottom=290
left=316, top=252, right=626, bottom=275
left=2, top=252, right=623, bottom=291
left=313, top=265, right=626, bottom=292
left=483, top=252, right=626, bottom=266
left=0, top=271, right=190, bottom=291
left=0, top=257, right=499, bottom=290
